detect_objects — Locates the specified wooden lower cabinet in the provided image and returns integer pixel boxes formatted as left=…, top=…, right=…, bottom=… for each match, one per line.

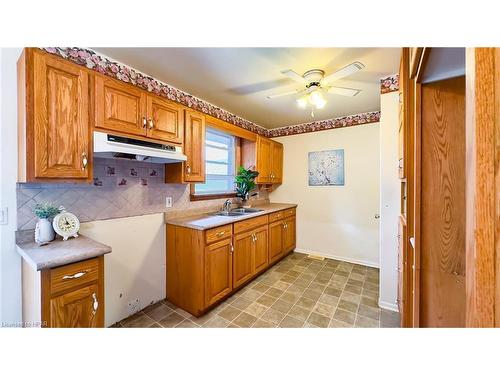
left=41, top=256, right=105, bottom=328
left=166, top=209, right=296, bottom=317
left=205, top=239, right=232, bottom=307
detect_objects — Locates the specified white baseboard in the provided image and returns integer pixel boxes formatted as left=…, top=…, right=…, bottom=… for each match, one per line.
left=294, top=248, right=379, bottom=269
left=378, top=300, right=399, bottom=312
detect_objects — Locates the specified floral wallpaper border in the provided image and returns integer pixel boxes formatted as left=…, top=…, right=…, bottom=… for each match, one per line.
left=42, top=47, right=385, bottom=138
left=267, top=111, right=381, bottom=138
left=380, top=74, right=399, bottom=94
left=42, top=47, right=269, bottom=136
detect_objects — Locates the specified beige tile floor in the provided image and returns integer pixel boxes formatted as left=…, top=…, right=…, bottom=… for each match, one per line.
left=114, top=252, right=400, bottom=328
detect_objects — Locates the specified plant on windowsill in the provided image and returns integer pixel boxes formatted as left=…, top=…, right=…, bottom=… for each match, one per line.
left=33, top=203, right=63, bottom=244
left=235, top=166, right=259, bottom=208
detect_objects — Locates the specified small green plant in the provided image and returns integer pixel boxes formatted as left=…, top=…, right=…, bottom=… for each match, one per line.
left=235, top=166, right=259, bottom=202
left=33, top=203, right=63, bottom=219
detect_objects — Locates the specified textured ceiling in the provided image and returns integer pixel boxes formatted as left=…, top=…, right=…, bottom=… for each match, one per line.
left=93, top=48, right=401, bottom=129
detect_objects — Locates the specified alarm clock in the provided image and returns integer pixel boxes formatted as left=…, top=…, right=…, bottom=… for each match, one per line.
left=52, top=211, right=80, bottom=240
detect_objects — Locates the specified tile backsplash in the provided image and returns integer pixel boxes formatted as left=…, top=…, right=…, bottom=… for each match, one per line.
left=17, top=158, right=268, bottom=230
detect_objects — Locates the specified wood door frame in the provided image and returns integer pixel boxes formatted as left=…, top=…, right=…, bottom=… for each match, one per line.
left=464, top=48, right=499, bottom=327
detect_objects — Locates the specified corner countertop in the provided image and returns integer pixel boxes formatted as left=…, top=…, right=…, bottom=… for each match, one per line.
left=16, top=234, right=112, bottom=271
left=164, top=202, right=297, bottom=230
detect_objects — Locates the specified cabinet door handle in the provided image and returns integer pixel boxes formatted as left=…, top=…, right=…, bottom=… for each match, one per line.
left=148, top=118, right=154, bottom=129
left=186, top=165, right=191, bottom=174
left=216, top=231, right=225, bottom=237
left=92, top=292, right=98, bottom=315
left=252, top=234, right=256, bottom=242
left=81, top=152, right=88, bottom=170
left=62, top=270, right=88, bottom=280
left=230, top=243, right=234, bottom=254
left=142, top=117, right=147, bottom=128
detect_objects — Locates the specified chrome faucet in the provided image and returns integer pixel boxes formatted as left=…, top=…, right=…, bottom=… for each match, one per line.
left=222, top=199, right=232, bottom=214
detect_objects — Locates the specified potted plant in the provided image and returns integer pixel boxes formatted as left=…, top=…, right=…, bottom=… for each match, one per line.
left=33, top=203, right=63, bottom=244
left=235, top=166, right=259, bottom=208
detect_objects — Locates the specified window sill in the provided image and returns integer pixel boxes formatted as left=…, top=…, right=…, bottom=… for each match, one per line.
left=190, top=192, right=237, bottom=201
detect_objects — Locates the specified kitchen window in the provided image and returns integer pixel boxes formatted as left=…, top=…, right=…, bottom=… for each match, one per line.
left=193, top=127, right=236, bottom=198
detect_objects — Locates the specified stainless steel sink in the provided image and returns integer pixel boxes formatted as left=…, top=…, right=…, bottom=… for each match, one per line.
left=210, top=207, right=264, bottom=216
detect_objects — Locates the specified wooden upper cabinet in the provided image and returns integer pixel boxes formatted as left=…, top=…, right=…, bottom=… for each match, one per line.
left=183, top=110, right=206, bottom=182
left=256, top=136, right=272, bottom=184
left=204, top=239, right=232, bottom=307
left=146, top=95, right=184, bottom=144
left=18, top=49, right=91, bottom=182
left=50, top=283, right=100, bottom=328
left=94, top=75, right=147, bottom=137
left=271, top=141, right=283, bottom=184
left=253, top=226, right=269, bottom=274
left=233, top=231, right=254, bottom=289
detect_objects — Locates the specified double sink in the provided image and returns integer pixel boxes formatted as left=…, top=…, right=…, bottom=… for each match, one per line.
left=211, top=207, right=264, bottom=217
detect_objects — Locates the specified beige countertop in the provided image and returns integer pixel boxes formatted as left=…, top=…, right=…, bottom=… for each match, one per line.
left=16, top=234, right=112, bottom=271
left=164, top=203, right=297, bottom=230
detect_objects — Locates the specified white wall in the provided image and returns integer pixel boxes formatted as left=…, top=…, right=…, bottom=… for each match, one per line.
left=379, top=91, right=400, bottom=312
left=0, top=48, right=23, bottom=325
left=270, top=124, right=381, bottom=267
left=80, top=213, right=166, bottom=327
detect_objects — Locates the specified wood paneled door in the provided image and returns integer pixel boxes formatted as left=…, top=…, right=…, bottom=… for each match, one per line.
left=204, top=239, right=232, bottom=306
left=253, top=226, right=269, bottom=274
left=283, top=216, right=296, bottom=254
left=94, top=75, right=147, bottom=137
left=49, top=283, right=100, bottom=328
left=268, top=220, right=284, bottom=263
left=233, top=231, right=254, bottom=288
left=21, top=49, right=91, bottom=181
left=146, top=96, right=184, bottom=144
left=184, top=110, right=206, bottom=182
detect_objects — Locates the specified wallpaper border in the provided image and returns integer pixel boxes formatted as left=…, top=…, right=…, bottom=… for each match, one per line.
left=380, top=74, right=399, bottom=94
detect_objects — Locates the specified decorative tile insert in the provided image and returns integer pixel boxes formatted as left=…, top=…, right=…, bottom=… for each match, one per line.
left=17, top=158, right=267, bottom=230
left=380, top=74, right=399, bottom=94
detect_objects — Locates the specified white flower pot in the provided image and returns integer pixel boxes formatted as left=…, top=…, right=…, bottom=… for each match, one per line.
left=35, top=218, right=55, bottom=244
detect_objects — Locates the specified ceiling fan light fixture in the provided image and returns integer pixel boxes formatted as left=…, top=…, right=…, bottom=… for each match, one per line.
left=308, top=90, right=326, bottom=109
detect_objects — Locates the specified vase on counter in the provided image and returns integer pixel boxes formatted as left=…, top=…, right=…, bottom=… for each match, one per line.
left=35, top=218, right=55, bottom=244
left=240, top=193, right=251, bottom=209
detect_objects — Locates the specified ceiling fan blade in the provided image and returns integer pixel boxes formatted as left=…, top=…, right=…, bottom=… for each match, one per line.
left=280, top=69, right=308, bottom=84
left=327, top=86, right=362, bottom=97
left=266, top=89, right=303, bottom=99
left=321, top=61, right=365, bottom=85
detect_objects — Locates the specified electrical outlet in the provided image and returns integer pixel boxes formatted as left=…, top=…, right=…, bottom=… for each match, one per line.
left=165, top=197, right=173, bottom=208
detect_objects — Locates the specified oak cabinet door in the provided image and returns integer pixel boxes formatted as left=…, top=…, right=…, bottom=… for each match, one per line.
left=283, top=216, right=296, bottom=254
left=268, top=220, right=284, bottom=263
left=50, top=283, right=101, bottom=328
left=147, top=95, right=184, bottom=144
left=253, top=226, right=269, bottom=274
left=94, top=76, right=147, bottom=136
left=256, top=136, right=272, bottom=184
left=33, top=51, right=90, bottom=179
left=205, top=239, right=232, bottom=307
left=271, top=141, right=283, bottom=184
left=184, top=110, right=205, bottom=182
left=233, top=232, right=254, bottom=288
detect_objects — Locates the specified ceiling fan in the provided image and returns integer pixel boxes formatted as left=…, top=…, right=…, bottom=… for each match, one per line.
left=267, top=61, right=365, bottom=117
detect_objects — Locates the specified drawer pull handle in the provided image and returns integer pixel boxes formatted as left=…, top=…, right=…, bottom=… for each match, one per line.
left=92, top=292, right=98, bottom=315
left=216, top=231, right=225, bottom=237
left=62, top=270, right=88, bottom=280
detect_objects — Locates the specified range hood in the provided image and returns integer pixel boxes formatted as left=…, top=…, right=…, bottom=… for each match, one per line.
left=93, top=132, right=187, bottom=164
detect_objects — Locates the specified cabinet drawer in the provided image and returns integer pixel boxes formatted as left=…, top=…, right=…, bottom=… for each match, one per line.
left=50, top=257, right=100, bottom=295
left=269, top=210, right=287, bottom=223
left=233, top=215, right=269, bottom=234
left=206, top=225, right=232, bottom=245
left=283, top=207, right=296, bottom=218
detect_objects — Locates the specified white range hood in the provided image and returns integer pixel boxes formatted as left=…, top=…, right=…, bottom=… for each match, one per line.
left=93, top=131, right=187, bottom=164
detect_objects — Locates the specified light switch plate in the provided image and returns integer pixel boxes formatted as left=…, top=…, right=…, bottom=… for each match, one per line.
left=0, top=207, right=7, bottom=225
left=165, top=197, right=173, bottom=208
